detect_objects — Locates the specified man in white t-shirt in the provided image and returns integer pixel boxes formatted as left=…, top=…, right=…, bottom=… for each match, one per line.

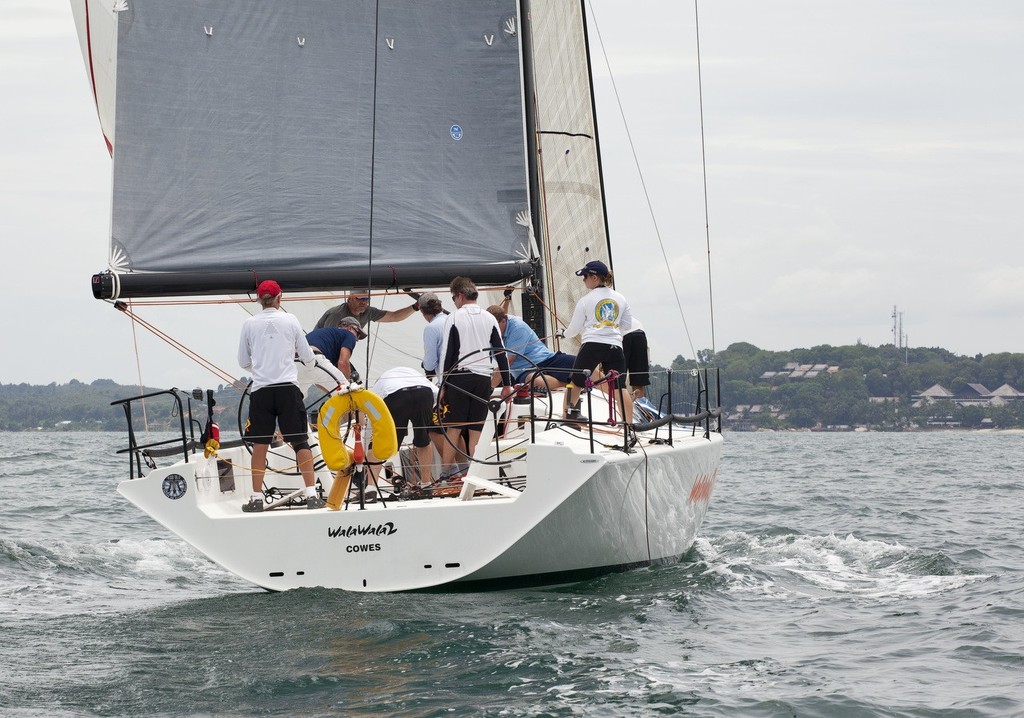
left=237, top=280, right=325, bottom=512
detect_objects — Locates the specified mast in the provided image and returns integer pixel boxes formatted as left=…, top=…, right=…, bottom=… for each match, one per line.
left=518, top=0, right=548, bottom=340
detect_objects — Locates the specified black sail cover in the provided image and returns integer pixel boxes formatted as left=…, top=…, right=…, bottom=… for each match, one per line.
left=101, top=0, right=531, bottom=298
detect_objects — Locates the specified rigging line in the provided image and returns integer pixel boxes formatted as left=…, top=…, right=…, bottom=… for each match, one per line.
left=127, top=292, right=376, bottom=307
left=363, top=0, right=383, bottom=386
left=359, top=289, right=411, bottom=379
left=364, top=326, right=422, bottom=362
left=521, top=284, right=569, bottom=333
left=694, top=0, right=716, bottom=357
left=126, top=299, right=150, bottom=439
left=585, top=0, right=698, bottom=362
left=534, top=131, right=563, bottom=340
left=124, top=297, right=250, bottom=307
left=114, top=304, right=244, bottom=389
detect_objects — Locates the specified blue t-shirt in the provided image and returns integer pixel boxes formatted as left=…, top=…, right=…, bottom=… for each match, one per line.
left=304, top=327, right=356, bottom=366
left=503, top=316, right=554, bottom=375
left=422, top=313, right=446, bottom=373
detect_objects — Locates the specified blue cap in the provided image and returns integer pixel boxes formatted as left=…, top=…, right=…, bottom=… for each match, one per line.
left=575, top=260, right=609, bottom=277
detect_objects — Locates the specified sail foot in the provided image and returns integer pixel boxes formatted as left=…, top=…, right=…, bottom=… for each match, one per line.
left=91, top=262, right=534, bottom=300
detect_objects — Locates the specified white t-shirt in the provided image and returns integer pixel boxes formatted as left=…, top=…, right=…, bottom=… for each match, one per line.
left=238, top=308, right=314, bottom=390
left=439, top=303, right=509, bottom=380
left=372, top=366, right=438, bottom=399
left=563, top=287, right=633, bottom=347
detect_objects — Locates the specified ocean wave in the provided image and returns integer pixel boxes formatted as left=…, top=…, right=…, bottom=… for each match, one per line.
left=698, top=529, right=989, bottom=602
left=0, top=535, right=242, bottom=616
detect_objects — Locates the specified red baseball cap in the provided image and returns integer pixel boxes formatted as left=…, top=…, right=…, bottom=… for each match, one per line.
left=257, top=280, right=281, bottom=298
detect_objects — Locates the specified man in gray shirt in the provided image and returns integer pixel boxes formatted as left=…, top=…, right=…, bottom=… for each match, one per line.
left=314, top=290, right=421, bottom=329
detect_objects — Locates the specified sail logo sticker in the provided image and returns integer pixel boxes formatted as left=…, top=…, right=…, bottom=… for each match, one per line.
left=593, top=299, right=620, bottom=327
left=450, top=125, right=463, bottom=141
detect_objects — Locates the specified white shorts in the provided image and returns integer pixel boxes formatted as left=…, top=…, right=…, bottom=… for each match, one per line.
left=295, top=354, right=348, bottom=397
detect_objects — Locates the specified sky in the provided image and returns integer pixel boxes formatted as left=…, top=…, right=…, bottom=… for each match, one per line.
left=2, top=1, right=1022, bottom=388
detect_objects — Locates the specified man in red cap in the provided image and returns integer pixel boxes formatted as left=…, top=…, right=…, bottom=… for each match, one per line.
left=237, top=280, right=325, bottom=511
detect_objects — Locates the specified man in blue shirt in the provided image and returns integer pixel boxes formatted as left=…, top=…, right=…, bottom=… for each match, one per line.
left=418, top=292, right=447, bottom=379
left=486, top=305, right=575, bottom=390
left=296, top=316, right=365, bottom=396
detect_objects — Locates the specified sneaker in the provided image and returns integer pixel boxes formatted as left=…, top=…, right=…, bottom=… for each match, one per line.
left=242, top=498, right=264, bottom=513
left=406, top=484, right=430, bottom=500
left=347, top=486, right=378, bottom=503
left=564, top=409, right=583, bottom=429
left=306, top=495, right=326, bottom=509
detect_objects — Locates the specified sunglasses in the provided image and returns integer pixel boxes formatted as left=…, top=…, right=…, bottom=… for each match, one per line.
left=353, top=296, right=370, bottom=302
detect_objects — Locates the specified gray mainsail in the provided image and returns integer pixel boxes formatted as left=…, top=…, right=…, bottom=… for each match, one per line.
left=97, top=0, right=532, bottom=298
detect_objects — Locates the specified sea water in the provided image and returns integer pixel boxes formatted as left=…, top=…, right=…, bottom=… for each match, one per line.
left=0, top=431, right=1021, bottom=717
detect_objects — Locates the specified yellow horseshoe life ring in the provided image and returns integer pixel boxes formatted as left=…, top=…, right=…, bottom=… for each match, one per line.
left=317, top=389, right=398, bottom=471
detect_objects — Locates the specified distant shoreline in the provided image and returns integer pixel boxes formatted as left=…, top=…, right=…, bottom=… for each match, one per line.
left=727, top=427, right=1024, bottom=435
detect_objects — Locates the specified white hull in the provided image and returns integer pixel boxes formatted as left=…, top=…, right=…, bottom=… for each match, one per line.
left=118, top=403, right=721, bottom=592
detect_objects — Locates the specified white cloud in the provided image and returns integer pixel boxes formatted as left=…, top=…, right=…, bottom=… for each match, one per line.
left=1, top=1, right=1021, bottom=386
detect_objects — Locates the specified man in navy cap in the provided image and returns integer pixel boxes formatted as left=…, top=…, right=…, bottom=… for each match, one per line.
left=297, top=315, right=366, bottom=396
left=560, top=260, right=635, bottom=425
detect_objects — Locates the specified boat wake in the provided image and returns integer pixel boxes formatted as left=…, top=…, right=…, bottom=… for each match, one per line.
left=0, top=535, right=242, bottom=616
left=692, top=530, right=988, bottom=601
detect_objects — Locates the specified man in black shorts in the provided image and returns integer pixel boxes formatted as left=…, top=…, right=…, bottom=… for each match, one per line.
left=622, top=320, right=651, bottom=398
left=370, top=367, right=437, bottom=488
left=438, top=277, right=513, bottom=482
left=237, top=280, right=325, bottom=512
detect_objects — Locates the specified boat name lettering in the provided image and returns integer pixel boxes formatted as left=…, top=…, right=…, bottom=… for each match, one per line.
left=327, top=522, right=397, bottom=538
left=346, top=544, right=382, bottom=553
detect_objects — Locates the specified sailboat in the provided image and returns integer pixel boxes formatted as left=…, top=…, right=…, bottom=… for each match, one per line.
left=71, top=0, right=723, bottom=592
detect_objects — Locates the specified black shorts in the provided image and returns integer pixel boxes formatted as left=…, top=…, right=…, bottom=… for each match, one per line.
left=570, top=343, right=626, bottom=390
left=246, top=384, right=309, bottom=447
left=622, top=330, right=651, bottom=387
left=383, top=386, right=435, bottom=448
left=444, top=370, right=492, bottom=433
